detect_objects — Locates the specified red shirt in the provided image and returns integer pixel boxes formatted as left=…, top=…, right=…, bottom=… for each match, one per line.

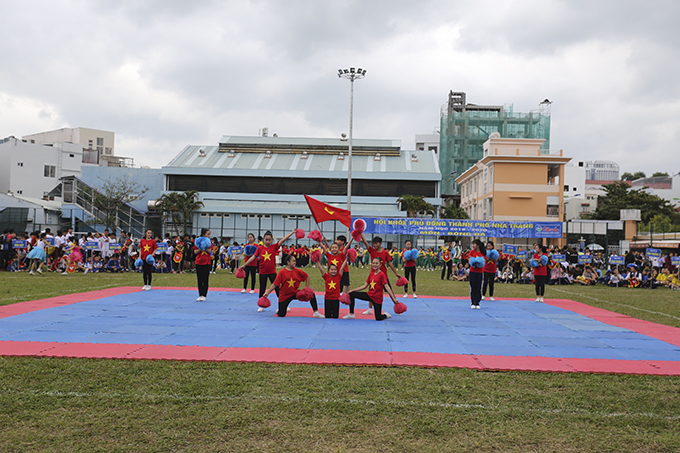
left=139, top=239, right=157, bottom=260
left=323, top=272, right=342, bottom=300
left=368, top=246, right=391, bottom=275
left=469, top=250, right=485, bottom=274
left=366, top=270, right=388, bottom=304
left=483, top=251, right=497, bottom=274
left=533, top=253, right=548, bottom=276
left=325, top=251, right=347, bottom=272
left=403, top=249, right=416, bottom=268
left=193, top=246, right=212, bottom=266
left=273, top=267, right=308, bottom=301
left=255, top=244, right=280, bottom=274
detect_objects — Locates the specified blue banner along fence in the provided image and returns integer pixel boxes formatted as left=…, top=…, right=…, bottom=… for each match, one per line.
left=354, top=218, right=563, bottom=239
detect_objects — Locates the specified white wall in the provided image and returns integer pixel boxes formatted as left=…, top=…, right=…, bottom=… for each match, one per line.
left=0, top=139, right=83, bottom=199
left=564, top=163, right=586, bottom=199
left=22, top=127, right=115, bottom=155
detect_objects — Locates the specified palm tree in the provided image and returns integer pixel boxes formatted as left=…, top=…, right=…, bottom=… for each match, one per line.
left=155, top=191, right=204, bottom=235
left=397, top=194, right=436, bottom=218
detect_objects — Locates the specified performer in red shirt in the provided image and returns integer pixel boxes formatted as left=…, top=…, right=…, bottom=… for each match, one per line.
left=345, top=257, right=400, bottom=321
left=402, top=239, right=418, bottom=298
left=193, top=228, right=213, bottom=301
left=240, top=228, right=298, bottom=305
left=359, top=234, right=402, bottom=316
left=262, top=255, right=323, bottom=318
left=468, top=239, right=486, bottom=309
left=317, top=256, right=349, bottom=318
left=140, top=229, right=157, bottom=291
left=531, top=243, right=549, bottom=302
left=482, top=241, right=499, bottom=301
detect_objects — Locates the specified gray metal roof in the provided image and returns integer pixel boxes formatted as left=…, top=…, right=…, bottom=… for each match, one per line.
left=164, top=145, right=441, bottom=179
left=219, top=135, right=401, bottom=150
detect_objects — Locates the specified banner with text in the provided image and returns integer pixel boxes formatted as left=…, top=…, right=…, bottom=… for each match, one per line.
left=355, top=218, right=563, bottom=238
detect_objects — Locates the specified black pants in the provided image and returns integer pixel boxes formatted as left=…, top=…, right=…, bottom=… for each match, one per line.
left=469, top=271, right=483, bottom=306
left=230, top=259, right=238, bottom=273
left=324, top=299, right=339, bottom=318
left=441, top=261, right=452, bottom=280
left=211, top=259, right=219, bottom=272
left=482, top=271, right=495, bottom=297
left=535, top=274, right=548, bottom=296
left=243, top=265, right=257, bottom=290
left=277, top=295, right=318, bottom=317
left=404, top=266, right=416, bottom=293
left=196, top=264, right=210, bottom=297
left=349, top=292, right=388, bottom=320
left=142, top=262, right=153, bottom=286
left=259, top=273, right=276, bottom=298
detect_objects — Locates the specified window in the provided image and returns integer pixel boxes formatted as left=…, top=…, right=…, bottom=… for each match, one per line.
left=564, top=185, right=569, bottom=191
left=16, top=190, right=22, bottom=194
left=97, top=137, right=104, bottom=146
left=17, top=162, right=23, bottom=167
left=69, top=154, right=75, bottom=158
left=44, top=165, right=56, bottom=178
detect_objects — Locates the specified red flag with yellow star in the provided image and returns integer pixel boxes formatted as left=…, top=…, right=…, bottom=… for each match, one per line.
left=304, top=194, right=352, bottom=228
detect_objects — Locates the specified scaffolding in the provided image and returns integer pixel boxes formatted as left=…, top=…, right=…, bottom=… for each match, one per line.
left=439, top=91, right=551, bottom=196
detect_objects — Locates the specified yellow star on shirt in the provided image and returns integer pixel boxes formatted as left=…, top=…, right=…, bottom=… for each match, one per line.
left=328, top=281, right=336, bottom=290
left=263, top=251, right=272, bottom=261
left=287, top=278, right=296, bottom=288
left=143, top=245, right=150, bottom=251
left=369, top=280, right=376, bottom=290
left=330, top=258, right=339, bottom=266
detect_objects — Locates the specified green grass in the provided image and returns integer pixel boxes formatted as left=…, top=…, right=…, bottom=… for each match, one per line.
left=1, top=268, right=679, bottom=452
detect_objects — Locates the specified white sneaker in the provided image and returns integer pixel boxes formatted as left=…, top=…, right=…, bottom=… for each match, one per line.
left=37, top=269, right=42, bottom=275
left=481, top=295, right=485, bottom=300
left=241, top=289, right=246, bottom=294
left=413, top=294, right=418, bottom=299
left=29, top=271, right=34, bottom=275
left=539, top=297, right=544, bottom=302
left=257, top=307, right=265, bottom=312
left=62, top=272, right=68, bottom=275
left=84, top=269, right=89, bottom=274
left=142, top=285, right=147, bottom=290
left=196, top=296, right=206, bottom=301
left=342, top=313, right=355, bottom=319
left=145, top=286, right=152, bottom=291
left=312, top=311, right=324, bottom=318
left=475, top=305, right=481, bottom=310
left=471, top=303, right=475, bottom=309
left=490, top=297, right=495, bottom=301
left=362, top=309, right=373, bottom=315
left=402, top=294, right=408, bottom=298
left=249, top=289, right=255, bottom=294
left=287, top=307, right=291, bottom=312
left=535, top=297, right=541, bottom=302
left=384, top=312, right=392, bottom=319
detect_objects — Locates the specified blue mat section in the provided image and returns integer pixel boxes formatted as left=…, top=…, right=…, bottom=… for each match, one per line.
left=0, top=290, right=679, bottom=361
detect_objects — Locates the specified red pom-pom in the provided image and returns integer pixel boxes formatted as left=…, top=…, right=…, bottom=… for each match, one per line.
left=296, top=286, right=315, bottom=302
left=353, top=218, right=366, bottom=233
left=295, top=229, right=305, bottom=239
left=310, top=249, right=322, bottom=263
left=394, top=302, right=408, bottom=314
left=347, top=248, right=357, bottom=262
left=235, top=268, right=246, bottom=279
left=351, top=229, right=363, bottom=242
left=395, top=276, right=408, bottom=287
left=257, top=296, right=271, bottom=308
left=307, top=230, right=323, bottom=243
left=339, top=293, right=350, bottom=305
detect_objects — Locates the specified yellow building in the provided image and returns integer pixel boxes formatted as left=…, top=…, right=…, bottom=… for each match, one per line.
left=455, top=133, right=571, bottom=244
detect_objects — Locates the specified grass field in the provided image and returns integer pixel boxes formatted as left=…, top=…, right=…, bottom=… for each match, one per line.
left=1, top=268, right=679, bottom=452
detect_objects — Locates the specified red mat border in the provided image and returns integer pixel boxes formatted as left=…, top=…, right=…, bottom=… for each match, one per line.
left=1, top=287, right=679, bottom=375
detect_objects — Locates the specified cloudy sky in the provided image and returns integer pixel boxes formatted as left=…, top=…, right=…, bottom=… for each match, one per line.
left=1, top=0, right=678, bottom=175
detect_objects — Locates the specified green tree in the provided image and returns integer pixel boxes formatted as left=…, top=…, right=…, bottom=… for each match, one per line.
left=155, top=191, right=204, bottom=235
left=92, top=175, right=148, bottom=231
left=591, top=181, right=679, bottom=224
left=397, top=194, right=436, bottom=218
left=640, top=214, right=675, bottom=233
left=621, top=171, right=646, bottom=181
left=652, top=172, right=669, bottom=177
left=440, top=205, right=469, bottom=220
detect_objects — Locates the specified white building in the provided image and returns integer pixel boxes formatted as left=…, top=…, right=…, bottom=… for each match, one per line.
left=415, top=133, right=439, bottom=154
left=563, top=160, right=621, bottom=220
left=23, top=127, right=115, bottom=156
left=631, top=173, right=680, bottom=208
left=0, top=137, right=91, bottom=200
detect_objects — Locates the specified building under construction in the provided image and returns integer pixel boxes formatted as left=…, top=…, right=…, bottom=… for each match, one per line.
left=439, top=91, right=552, bottom=198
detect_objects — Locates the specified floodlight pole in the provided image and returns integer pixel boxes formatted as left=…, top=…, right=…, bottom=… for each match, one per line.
left=338, top=68, right=366, bottom=218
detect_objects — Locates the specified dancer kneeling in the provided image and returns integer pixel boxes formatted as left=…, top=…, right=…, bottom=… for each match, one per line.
left=345, top=257, right=400, bottom=321
left=262, top=255, right=324, bottom=318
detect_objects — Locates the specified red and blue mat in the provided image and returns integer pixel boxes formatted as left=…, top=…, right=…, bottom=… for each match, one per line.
left=0, top=287, right=678, bottom=375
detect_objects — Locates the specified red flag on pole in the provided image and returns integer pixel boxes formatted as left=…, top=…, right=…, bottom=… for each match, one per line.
left=304, top=194, right=352, bottom=228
